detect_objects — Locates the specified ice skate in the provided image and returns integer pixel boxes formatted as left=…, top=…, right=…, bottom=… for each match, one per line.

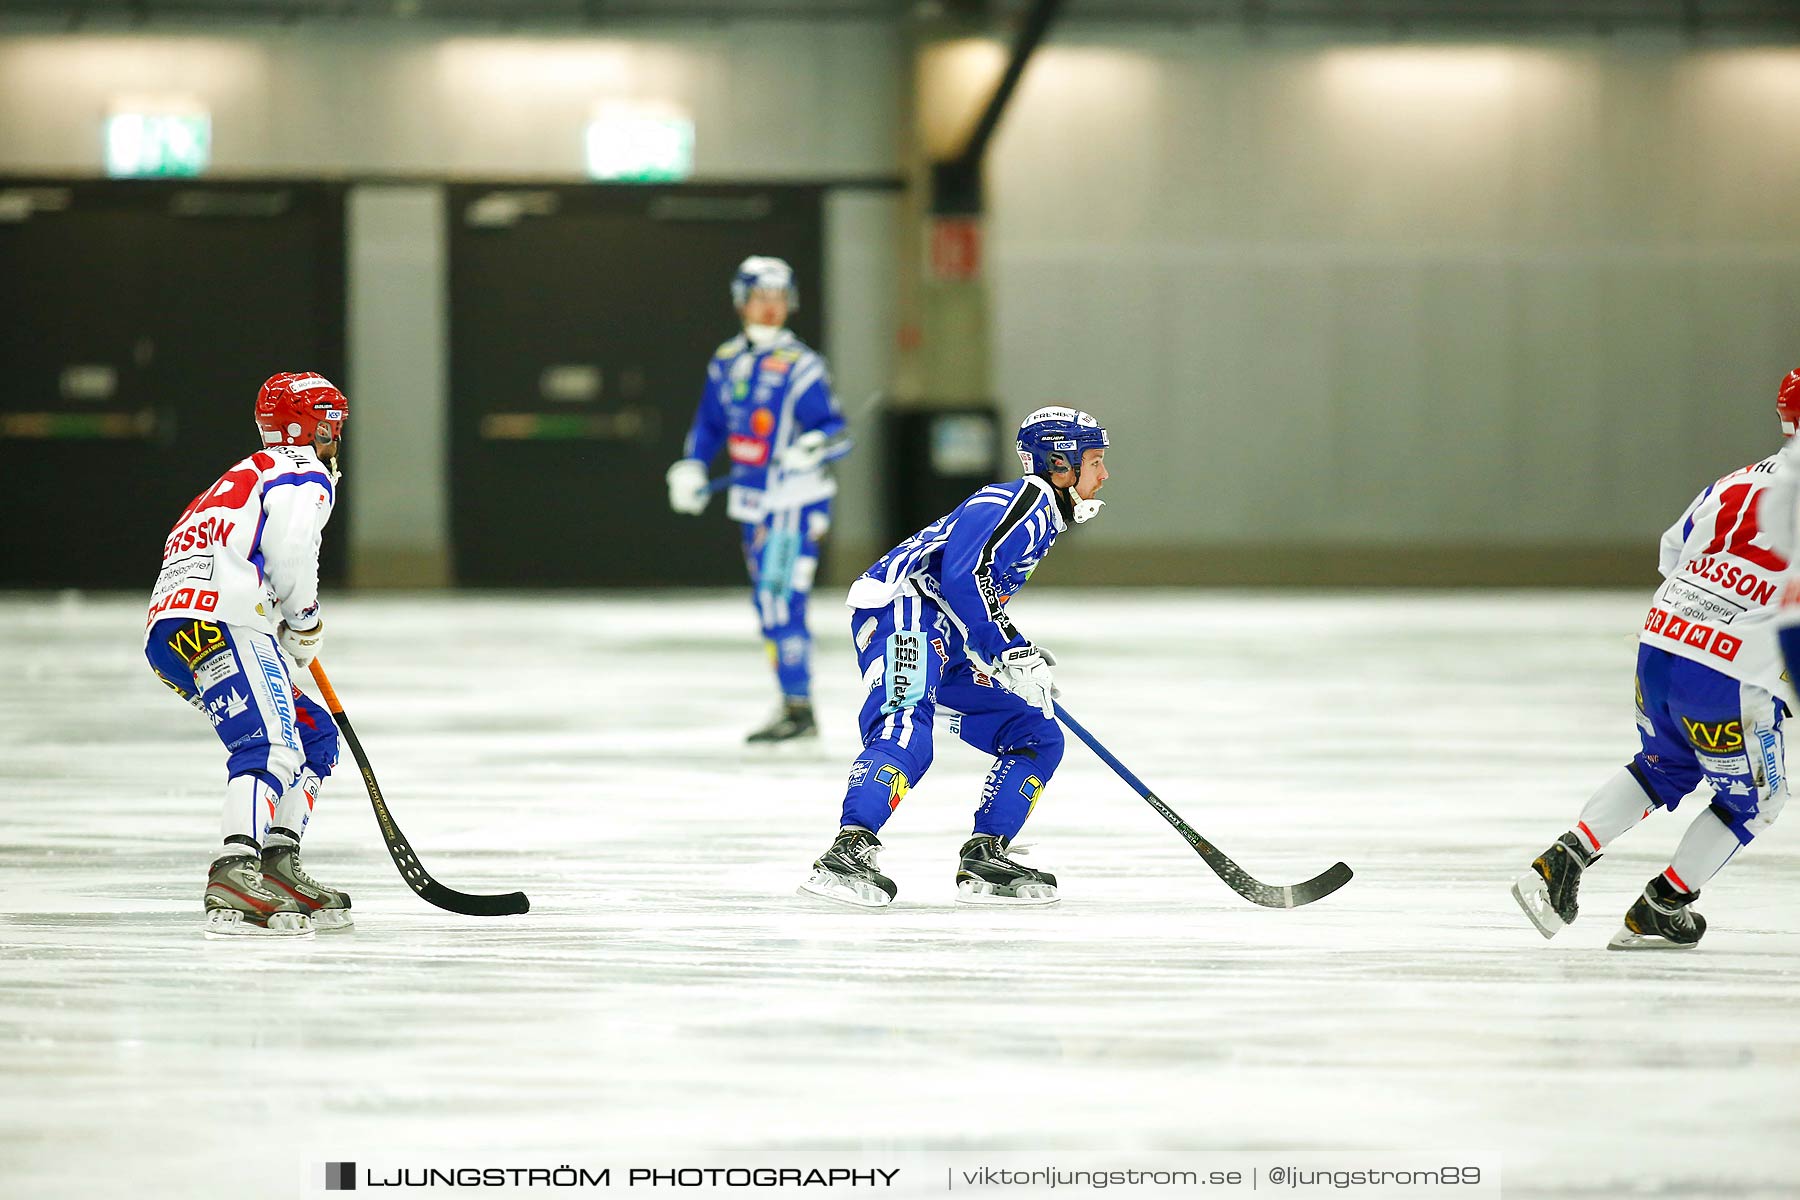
left=261, top=845, right=354, bottom=930
left=747, top=698, right=817, bottom=745
left=1512, top=832, right=1598, bottom=939
left=954, top=834, right=1059, bottom=905
left=203, top=854, right=313, bottom=938
left=798, top=826, right=896, bottom=908
left=1608, top=875, right=1706, bottom=951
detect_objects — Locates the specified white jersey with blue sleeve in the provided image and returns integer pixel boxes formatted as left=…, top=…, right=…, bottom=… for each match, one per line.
left=146, top=444, right=336, bottom=639
left=682, top=328, right=845, bottom=524
left=1643, top=453, right=1794, bottom=704
left=845, top=475, right=1065, bottom=671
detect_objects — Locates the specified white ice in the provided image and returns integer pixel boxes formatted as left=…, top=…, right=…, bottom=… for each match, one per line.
left=3, top=590, right=1799, bottom=1198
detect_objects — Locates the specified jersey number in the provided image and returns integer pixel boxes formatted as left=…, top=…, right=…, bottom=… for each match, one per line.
left=1701, top=482, right=1787, bottom=572
left=179, top=467, right=258, bottom=523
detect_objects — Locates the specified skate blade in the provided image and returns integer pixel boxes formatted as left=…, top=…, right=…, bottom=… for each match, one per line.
left=797, top=872, right=892, bottom=909
left=955, top=879, right=1060, bottom=906
left=1510, top=873, right=1564, bottom=939
left=308, top=908, right=355, bottom=931
left=1606, top=925, right=1700, bottom=951
left=203, top=909, right=314, bottom=938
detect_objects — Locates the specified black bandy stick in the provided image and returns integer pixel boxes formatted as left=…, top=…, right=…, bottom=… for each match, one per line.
left=309, top=660, right=530, bottom=917
left=1055, top=701, right=1352, bottom=909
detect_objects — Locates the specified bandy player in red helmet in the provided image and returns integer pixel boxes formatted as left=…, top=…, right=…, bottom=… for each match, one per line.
left=144, top=373, right=352, bottom=937
left=1512, top=368, right=1800, bottom=950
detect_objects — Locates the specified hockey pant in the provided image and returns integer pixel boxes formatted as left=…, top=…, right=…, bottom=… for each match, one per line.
left=742, top=498, right=830, bottom=699
left=838, top=589, right=1064, bottom=842
left=1628, top=644, right=1788, bottom=859
left=146, top=617, right=339, bottom=854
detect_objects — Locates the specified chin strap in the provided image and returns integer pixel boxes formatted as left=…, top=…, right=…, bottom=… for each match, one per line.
left=1051, top=483, right=1104, bottom=526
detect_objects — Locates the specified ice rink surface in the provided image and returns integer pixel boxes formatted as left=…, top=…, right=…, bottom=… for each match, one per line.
left=3, top=589, right=1799, bottom=1199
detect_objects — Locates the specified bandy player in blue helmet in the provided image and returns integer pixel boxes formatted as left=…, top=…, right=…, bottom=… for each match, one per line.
left=144, top=372, right=353, bottom=937
left=1513, top=368, right=1800, bottom=950
left=799, top=407, right=1111, bottom=908
left=666, top=256, right=851, bottom=744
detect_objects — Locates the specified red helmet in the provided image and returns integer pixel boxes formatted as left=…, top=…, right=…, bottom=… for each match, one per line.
left=255, top=372, right=347, bottom=448
left=1780, top=368, right=1800, bottom=439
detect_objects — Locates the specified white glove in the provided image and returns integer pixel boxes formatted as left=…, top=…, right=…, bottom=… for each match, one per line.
left=666, top=458, right=709, bottom=515
left=778, top=430, right=829, bottom=472
left=993, top=643, right=1055, bottom=719
left=279, top=618, right=324, bottom=669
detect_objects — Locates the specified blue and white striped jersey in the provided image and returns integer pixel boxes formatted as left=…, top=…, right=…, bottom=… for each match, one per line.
left=845, top=475, right=1066, bottom=669
left=682, top=328, right=843, bottom=523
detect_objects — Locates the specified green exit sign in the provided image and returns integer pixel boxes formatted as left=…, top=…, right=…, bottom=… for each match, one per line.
left=106, top=113, right=211, bottom=178
left=585, top=110, right=694, bottom=183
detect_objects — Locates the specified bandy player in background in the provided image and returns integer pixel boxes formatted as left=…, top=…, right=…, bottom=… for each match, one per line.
left=800, top=407, right=1109, bottom=908
left=1513, top=369, right=1800, bottom=949
left=144, top=373, right=352, bottom=937
left=665, top=257, right=851, bottom=745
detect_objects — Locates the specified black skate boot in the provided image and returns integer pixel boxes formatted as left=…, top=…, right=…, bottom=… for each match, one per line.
left=203, top=853, right=313, bottom=938
left=1608, top=875, right=1706, bottom=951
left=262, top=845, right=354, bottom=930
left=747, top=698, right=817, bottom=745
left=955, top=834, right=1059, bottom=906
left=798, top=826, right=896, bottom=908
left=1512, top=832, right=1599, bottom=939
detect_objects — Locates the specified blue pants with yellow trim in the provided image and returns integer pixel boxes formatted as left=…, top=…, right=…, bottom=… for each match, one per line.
left=741, top=498, right=831, bottom=699
left=839, top=589, right=1064, bottom=841
left=1631, top=643, right=1787, bottom=845
left=146, top=617, right=339, bottom=796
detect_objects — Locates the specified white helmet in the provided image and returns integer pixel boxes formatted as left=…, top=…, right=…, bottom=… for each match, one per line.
left=731, top=255, right=799, bottom=311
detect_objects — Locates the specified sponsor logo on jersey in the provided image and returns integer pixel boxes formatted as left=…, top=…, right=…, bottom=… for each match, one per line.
left=1679, top=715, right=1743, bottom=754
left=750, top=407, right=776, bottom=437
left=760, top=354, right=793, bottom=376
left=728, top=434, right=770, bottom=466
left=1643, top=607, right=1743, bottom=663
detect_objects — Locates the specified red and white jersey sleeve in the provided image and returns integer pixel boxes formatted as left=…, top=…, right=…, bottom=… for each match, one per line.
left=146, top=445, right=335, bottom=638
left=1641, top=454, right=1794, bottom=703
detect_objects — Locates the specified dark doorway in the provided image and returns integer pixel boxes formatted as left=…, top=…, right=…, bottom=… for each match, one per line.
left=0, top=179, right=347, bottom=589
left=446, top=184, right=824, bottom=586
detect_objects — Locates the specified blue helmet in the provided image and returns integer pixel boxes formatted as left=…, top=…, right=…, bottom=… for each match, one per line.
left=1016, top=406, right=1108, bottom=478
left=731, top=255, right=799, bottom=311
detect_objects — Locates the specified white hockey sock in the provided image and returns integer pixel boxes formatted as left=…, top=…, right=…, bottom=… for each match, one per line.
left=1665, top=805, right=1742, bottom=893
left=268, top=767, right=324, bottom=848
left=1571, top=767, right=1658, bottom=853
left=219, top=774, right=279, bottom=860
